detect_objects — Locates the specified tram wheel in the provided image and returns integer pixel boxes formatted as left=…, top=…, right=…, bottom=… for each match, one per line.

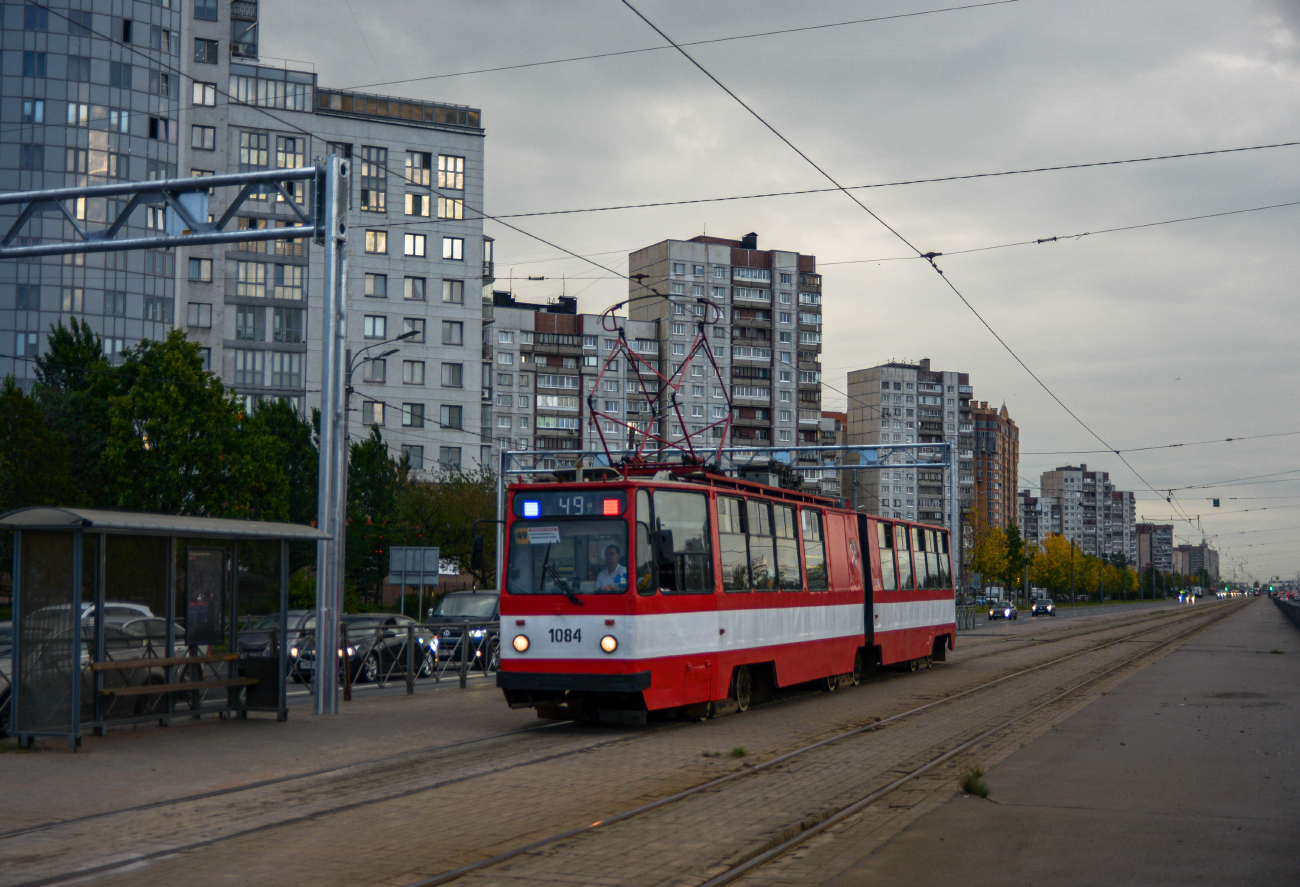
left=824, top=673, right=838, bottom=692
left=850, top=651, right=863, bottom=686
left=732, top=665, right=752, bottom=713
left=907, top=658, right=920, bottom=673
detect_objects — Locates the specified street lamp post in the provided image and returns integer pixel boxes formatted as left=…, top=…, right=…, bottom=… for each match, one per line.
left=335, top=330, right=420, bottom=616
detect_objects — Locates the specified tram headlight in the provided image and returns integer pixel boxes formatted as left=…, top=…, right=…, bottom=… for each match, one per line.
left=513, top=634, right=530, bottom=653
left=600, top=635, right=618, bottom=654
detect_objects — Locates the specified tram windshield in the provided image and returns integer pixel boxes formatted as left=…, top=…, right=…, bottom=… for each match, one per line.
left=507, top=519, right=630, bottom=595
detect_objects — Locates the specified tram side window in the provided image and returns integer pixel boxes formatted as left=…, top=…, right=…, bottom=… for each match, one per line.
left=894, top=524, right=914, bottom=589
left=802, top=509, right=828, bottom=591
left=877, top=522, right=897, bottom=591
left=653, top=490, right=713, bottom=594
left=746, top=499, right=777, bottom=590
left=937, top=532, right=952, bottom=586
left=718, top=496, right=750, bottom=592
left=912, top=527, right=930, bottom=589
left=924, top=529, right=941, bottom=588
left=774, top=505, right=802, bottom=590
left=636, top=489, right=655, bottom=595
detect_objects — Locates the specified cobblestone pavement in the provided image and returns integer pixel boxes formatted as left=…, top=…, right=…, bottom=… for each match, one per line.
left=0, top=601, right=1237, bottom=887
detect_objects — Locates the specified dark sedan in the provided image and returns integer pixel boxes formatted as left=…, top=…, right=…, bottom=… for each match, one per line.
left=295, top=614, right=437, bottom=683
left=428, top=592, right=499, bottom=670
left=1031, top=599, right=1056, bottom=616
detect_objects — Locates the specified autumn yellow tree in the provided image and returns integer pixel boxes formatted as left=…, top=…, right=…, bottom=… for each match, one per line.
left=966, top=508, right=1007, bottom=593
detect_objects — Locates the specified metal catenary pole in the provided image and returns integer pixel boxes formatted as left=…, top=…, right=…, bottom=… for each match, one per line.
left=315, top=154, right=349, bottom=715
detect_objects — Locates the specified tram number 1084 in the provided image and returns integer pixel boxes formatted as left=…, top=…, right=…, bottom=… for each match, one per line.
left=549, top=628, right=582, bottom=643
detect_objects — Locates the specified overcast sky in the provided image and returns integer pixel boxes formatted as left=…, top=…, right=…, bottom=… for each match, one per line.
left=265, top=0, right=1300, bottom=580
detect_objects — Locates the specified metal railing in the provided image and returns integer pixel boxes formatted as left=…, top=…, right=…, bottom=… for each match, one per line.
left=956, top=605, right=978, bottom=632
left=1273, top=596, right=1300, bottom=631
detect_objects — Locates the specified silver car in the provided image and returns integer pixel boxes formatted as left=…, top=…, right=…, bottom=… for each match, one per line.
left=988, top=601, right=1018, bottom=620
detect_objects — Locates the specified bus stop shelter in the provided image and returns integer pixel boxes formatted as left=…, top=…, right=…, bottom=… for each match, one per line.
left=1, top=507, right=328, bottom=749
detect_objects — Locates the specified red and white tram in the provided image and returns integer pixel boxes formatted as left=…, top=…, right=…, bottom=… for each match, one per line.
left=497, top=465, right=956, bottom=723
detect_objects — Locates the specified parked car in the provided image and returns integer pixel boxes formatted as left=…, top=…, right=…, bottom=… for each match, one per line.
left=1030, top=599, right=1056, bottom=617
left=989, top=601, right=1018, bottom=620
left=237, top=610, right=317, bottom=675
left=295, top=614, right=438, bottom=683
left=428, top=591, right=500, bottom=670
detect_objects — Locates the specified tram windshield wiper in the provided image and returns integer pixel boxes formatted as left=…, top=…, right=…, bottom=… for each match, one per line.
left=539, top=544, right=584, bottom=606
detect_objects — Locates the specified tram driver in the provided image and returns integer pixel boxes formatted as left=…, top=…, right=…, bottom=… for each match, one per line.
left=596, top=544, right=628, bottom=591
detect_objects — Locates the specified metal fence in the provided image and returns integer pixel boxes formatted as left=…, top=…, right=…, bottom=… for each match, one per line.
left=956, top=605, right=978, bottom=632
left=286, top=620, right=500, bottom=700
left=1273, top=596, right=1300, bottom=631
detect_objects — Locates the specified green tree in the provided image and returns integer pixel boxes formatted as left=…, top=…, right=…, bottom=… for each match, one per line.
left=345, top=427, right=404, bottom=602
left=396, top=465, right=498, bottom=587
left=31, top=319, right=117, bottom=504
left=0, top=376, right=80, bottom=513
left=248, top=399, right=318, bottom=526
left=101, top=330, right=288, bottom=519
left=1002, top=522, right=1027, bottom=596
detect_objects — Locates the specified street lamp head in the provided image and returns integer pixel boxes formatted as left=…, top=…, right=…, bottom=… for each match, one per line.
left=394, top=330, right=420, bottom=341
left=377, top=348, right=399, bottom=359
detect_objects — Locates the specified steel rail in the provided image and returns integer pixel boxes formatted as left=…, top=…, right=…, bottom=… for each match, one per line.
left=402, top=601, right=1239, bottom=887
left=696, top=600, right=1247, bottom=886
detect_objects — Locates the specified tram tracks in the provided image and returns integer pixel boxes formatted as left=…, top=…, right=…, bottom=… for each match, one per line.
left=397, top=601, right=1242, bottom=887
left=0, top=602, right=1234, bottom=887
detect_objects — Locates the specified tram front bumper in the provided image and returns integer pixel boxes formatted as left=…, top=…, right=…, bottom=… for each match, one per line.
left=496, top=671, right=652, bottom=693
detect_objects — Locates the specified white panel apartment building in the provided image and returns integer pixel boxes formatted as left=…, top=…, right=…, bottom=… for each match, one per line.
left=845, top=359, right=974, bottom=525
left=176, top=3, right=487, bottom=472
left=626, top=233, right=825, bottom=478
left=483, top=291, right=659, bottom=464
left=1032, top=465, right=1137, bottom=563
left=1, top=2, right=487, bottom=472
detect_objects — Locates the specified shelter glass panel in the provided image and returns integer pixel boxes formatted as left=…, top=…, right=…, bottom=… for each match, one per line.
left=16, top=531, right=76, bottom=734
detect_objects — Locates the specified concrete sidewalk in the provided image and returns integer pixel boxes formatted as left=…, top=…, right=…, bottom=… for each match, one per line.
left=819, top=596, right=1300, bottom=886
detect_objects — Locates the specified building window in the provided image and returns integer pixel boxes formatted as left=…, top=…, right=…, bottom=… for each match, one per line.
left=442, top=237, right=464, bottom=260
left=439, top=447, right=462, bottom=469
left=402, top=360, right=425, bottom=385
left=273, top=265, right=303, bottom=299
left=404, top=276, right=426, bottom=301
left=402, top=403, right=425, bottom=428
left=497, top=352, right=514, bottom=365
left=441, top=363, right=463, bottom=388
left=105, top=291, right=127, bottom=317
left=236, top=262, right=266, bottom=297
left=362, top=358, right=386, bottom=384
left=195, top=0, right=219, bottom=22
left=440, top=279, right=464, bottom=304
left=365, top=230, right=388, bottom=254
left=191, top=125, right=216, bottom=150
left=362, top=402, right=385, bottom=426
left=403, top=318, right=426, bottom=343
left=439, top=404, right=463, bottom=430
left=360, top=146, right=387, bottom=211
left=66, top=102, right=89, bottom=127
left=148, top=117, right=177, bottom=142
left=233, top=350, right=264, bottom=386
left=270, top=353, right=303, bottom=388
left=21, top=99, right=45, bottom=123
left=187, top=303, right=213, bottom=328
left=192, top=81, right=217, bottom=106
left=401, top=445, right=424, bottom=470
left=404, top=233, right=426, bottom=257
left=438, top=155, right=464, bottom=189
left=437, top=197, right=463, bottom=219
left=273, top=307, right=304, bottom=343
left=22, top=52, right=47, bottom=77
left=406, top=151, right=432, bottom=185
left=235, top=305, right=264, bottom=341
left=441, top=320, right=463, bottom=345
left=24, top=4, right=49, bottom=30
left=194, top=37, right=218, bottom=63
left=405, top=193, right=429, bottom=217
left=363, top=315, right=387, bottom=339
left=364, top=273, right=388, bottom=298
left=66, top=55, right=92, bottom=82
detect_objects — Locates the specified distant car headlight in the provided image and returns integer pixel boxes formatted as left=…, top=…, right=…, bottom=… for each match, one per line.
left=470, top=629, right=486, bottom=638
left=513, top=635, right=529, bottom=653
left=600, top=635, right=618, bottom=654
left=289, top=647, right=298, bottom=657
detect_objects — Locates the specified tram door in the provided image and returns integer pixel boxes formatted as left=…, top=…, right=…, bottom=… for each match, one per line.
left=856, top=513, right=874, bottom=647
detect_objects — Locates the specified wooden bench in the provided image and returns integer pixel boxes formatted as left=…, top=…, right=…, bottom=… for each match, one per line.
left=91, top=653, right=253, bottom=697
left=99, top=678, right=257, bottom=698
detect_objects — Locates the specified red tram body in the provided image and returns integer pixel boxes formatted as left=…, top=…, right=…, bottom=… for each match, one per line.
left=497, top=467, right=955, bottom=722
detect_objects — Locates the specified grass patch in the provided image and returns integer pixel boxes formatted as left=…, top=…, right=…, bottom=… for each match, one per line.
left=701, top=750, right=722, bottom=758
left=729, top=746, right=748, bottom=758
left=960, top=764, right=989, bottom=798
left=1270, top=649, right=1284, bottom=655
left=0, top=740, right=44, bottom=754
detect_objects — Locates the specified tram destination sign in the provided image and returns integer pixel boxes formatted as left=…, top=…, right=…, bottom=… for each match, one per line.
left=514, top=490, right=626, bottom=518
